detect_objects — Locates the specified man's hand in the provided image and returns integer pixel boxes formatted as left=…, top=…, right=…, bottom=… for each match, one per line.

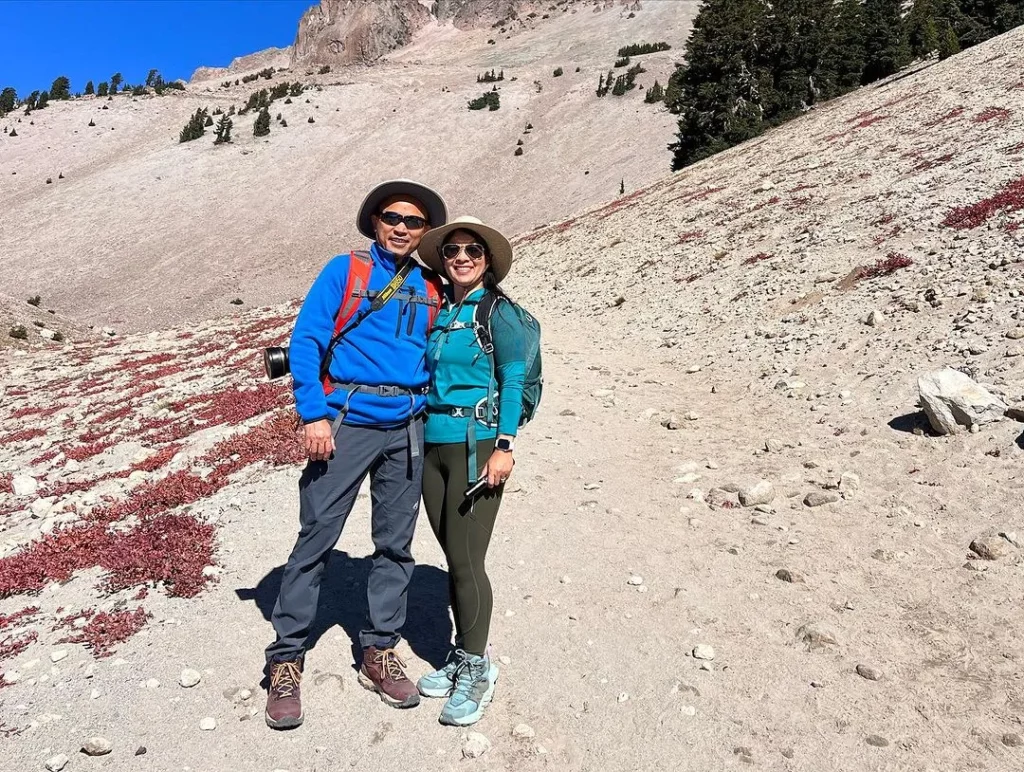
left=303, top=419, right=336, bottom=461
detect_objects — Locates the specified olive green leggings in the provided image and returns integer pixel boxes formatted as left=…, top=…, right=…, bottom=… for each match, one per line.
left=421, top=439, right=504, bottom=656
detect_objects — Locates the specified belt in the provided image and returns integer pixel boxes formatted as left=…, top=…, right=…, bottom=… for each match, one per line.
left=329, top=381, right=427, bottom=459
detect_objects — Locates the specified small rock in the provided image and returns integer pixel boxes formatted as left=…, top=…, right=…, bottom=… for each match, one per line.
left=1006, top=328, right=1024, bottom=340
left=686, top=365, right=702, bottom=374
left=179, top=668, right=202, bottom=687
left=864, top=309, right=884, bottom=327
left=559, top=575, right=571, bottom=584
left=918, top=368, right=1007, bottom=435
left=838, top=472, right=861, bottom=497
left=50, top=650, right=68, bottom=663
left=199, top=716, right=217, bottom=731
left=135, top=746, right=147, bottom=756
left=680, top=705, right=697, bottom=716
left=804, top=491, right=839, bottom=507
left=796, top=622, right=840, bottom=649
left=1002, top=733, right=1024, bottom=747
left=738, top=480, right=775, bottom=508
left=498, top=655, right=511, bottom=666
left=12, top=475, right=38, bottom=497
left=81, top=737, right=113, bottom=756
left=617, top=692, right=629, bottom=702
left=970, top=535, right=1015, bottom=560
left=865, top=734, right=889, bottom=747
left=692, top=644, right=715, bottom=661
left=856, top=664, right=882, bottom=681
left=45, top=754, right=70, bottom=772
left=223, top=686, right=253, bottom=703
left=775, top=569, right=805, bottom=584
left=513, top=723, right=536, bottom=738
left=143, top=678, right=160, bottom=689
left=462, top=732, right=491, bottom=759
left=661, top=415, right=682, bottom=430
left=627, top=575, right=644, bottom=586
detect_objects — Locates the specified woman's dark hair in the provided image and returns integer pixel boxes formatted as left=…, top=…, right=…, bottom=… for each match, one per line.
left=484, top=270, right=513, bottom=303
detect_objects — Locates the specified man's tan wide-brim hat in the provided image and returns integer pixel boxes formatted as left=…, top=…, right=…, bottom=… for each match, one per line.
left=356, top=179, right=449, bottom=239
left=418, top=216, right=514, bottom=282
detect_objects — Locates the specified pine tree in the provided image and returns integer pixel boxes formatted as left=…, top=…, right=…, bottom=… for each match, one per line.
left=110, top=73, right=122, bottom=94
left=36, top=91, right=50, bottom=109
left=213, top=114, right=233, bottom=144
left=861, top=0, right=910, bottom=84
left=146, top=69, right=159, bottom=87
left=97, top=82, right=109, bottom=97
left=0, top=87, right=16, bottom=115
left=937, top=19, right=961, bottom=58
left=179, top=108, right=209, bottom=143
left=24, top=90, right=39, bottom=111
left=84, top=80, right=94, bottom=95
left=905, top=0, right=941, bottom=58
left=253, top=106, right=271, bottom=137
left=644, top=80, right=665, bottom=103
left=669, top=0, right=769, bottom=171
left=619, top=178, right=625, bottom=195
left=49, top=76, right=71, bottom=100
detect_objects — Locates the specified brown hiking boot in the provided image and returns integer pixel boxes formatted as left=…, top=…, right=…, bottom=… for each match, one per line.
left=358, top=646, right=420, bottom=708
left=265, top=658, right=304, bottom=729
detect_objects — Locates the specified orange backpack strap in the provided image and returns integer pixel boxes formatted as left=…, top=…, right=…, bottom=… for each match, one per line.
left=424, top=271, right=444, bottom=329
left=322, top=250, right=374, bottom=395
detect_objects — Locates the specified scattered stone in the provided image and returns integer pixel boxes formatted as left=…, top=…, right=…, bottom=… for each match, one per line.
left=865, top=734, right=889, bottom=747
left=513, top=723, right=536, bottom=738
left=838, top=472, right=860, bottom=497
left=796, top=621, right=840, bottom=649
left=559, top=575, right=571, bottom=584
left=686, top=365, right=702, bottom=373
left=1007, top=405, right=1024, bottom=422
left=706, top=488, right=740, bottom=509
left=498, top=655, right=511, bottom=666
left=462, top=732, right=491, bottom=759
left=969, top=535, right=1014, bottom=560
left=617, top=692, right=629, bottom=703
left=627, top=575, right=644, bottom=586
left=864, top=309, right=884, bottom=327
left=661, top=415, right=682, bottom=430
left=81, top=737, right=113, bottom=756
left=917, top=368, right=1007, bottom=435
left=135, top=746, right=147, bottom=756
left=12, top=475, right=38, bottom=497
left=222, top=686, right=253, bottom=703
left=1002, top=733, right=1024, bottom=747
left=143, top=678, right=160, bottom=689
left=199, top=716, right=217, bottom=731
left=856, top=664, right=882, bottom=681
left=775, top=569, right=804, bottom=584
left=804, top=491, right=838, bottom=507
left=764, top=438, right=784, bottom=453
left=50, top=650, right=68, bottom=663
left=738, top=481, right=775, bottom=508
left=692, top=645, right=715, bottom=661
left=680, top=705, right=697, bottom=716
left=179, top=668, right=202, bottom=687
left=1006, top=328, right=1024, bottom=340
left=45, top=754, right=69, bottom=772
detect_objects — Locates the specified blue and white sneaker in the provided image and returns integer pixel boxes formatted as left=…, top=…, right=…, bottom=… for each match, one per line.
left=417, top=649, right=465, bottom=698
left=438, top=651, right=499, bottom=726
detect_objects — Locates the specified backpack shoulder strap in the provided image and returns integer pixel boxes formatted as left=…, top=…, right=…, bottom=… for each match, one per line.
left=332, top=250, right=373, bottom=338
left=423, top=270, right=444, bottom=329
left=474, top=292, right=499, bottom=355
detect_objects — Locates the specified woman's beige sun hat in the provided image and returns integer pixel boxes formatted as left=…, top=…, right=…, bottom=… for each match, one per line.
left=418, top=216, right=514, bottom=282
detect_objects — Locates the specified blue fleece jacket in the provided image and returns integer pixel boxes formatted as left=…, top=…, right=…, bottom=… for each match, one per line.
left=289, top=242, right=435, bottom=427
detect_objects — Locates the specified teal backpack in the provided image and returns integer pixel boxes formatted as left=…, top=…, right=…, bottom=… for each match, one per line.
left=474, top=292, right=543, bottom=429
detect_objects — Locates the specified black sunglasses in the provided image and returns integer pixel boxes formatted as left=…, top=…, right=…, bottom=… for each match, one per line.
left=378, top=210, right=428, bottom=230
left=442, top=243, right=487, bottom=261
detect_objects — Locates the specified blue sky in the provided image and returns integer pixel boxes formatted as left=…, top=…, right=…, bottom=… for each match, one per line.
left=0, top=0, right=313, bottom=98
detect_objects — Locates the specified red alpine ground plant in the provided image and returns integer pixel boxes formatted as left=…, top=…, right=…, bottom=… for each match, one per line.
left=0, top=474, right=12, bottom=495
left=64, top=440, right=116, bottom=462
left=924, top=106, right=966, bottom=127
left=854, top=252, right=914, bottom=281
left=677, top=230, right=704, bottom=243
left=742, top=252, right=774, bottom=266
left=942, top=175, right=1024, bottom=229
left=972, top=107, right=1011, bottom=124
left=0, top=630, right=38, bottom=662
left=0, top=428, right=46, bottom=445
left=55, top=607, right=149, bottom=658
left=0, top=607, right=39, bottom=630
left=913, top=153, right=954, bottom=172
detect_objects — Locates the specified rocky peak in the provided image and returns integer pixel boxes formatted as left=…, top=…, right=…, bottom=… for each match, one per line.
left=291, top=0, right=432, bottom=67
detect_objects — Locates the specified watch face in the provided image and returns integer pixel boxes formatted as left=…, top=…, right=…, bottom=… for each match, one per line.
left=496, top=439, right=512, bottom=451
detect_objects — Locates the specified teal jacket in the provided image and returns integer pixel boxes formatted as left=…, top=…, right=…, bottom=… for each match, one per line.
left=425, top=288, right=526, bottom=444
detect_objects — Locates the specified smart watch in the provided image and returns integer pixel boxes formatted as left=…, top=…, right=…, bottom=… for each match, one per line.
left=495, top=438, right=514, bottom=452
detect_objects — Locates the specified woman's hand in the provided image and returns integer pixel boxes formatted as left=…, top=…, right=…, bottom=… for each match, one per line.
left=482, top=449, right=514, bottom=488
left=303, top=419, right=336, bottom=461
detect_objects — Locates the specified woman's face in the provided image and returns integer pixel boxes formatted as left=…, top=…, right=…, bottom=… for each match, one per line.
left=442, top=229, right=489, bottom=290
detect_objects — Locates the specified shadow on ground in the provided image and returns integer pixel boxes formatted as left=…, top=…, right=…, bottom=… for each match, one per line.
left=236, top=551, right=452, bottom=673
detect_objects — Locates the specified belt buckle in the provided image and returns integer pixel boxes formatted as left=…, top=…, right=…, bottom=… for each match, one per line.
left=451, top=407, right=467, bottom=418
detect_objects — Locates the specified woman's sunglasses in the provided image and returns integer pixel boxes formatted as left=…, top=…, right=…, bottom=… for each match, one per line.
left=377, top=211, right=428, bottom=230
left=441, top=243, right=487, bottom=261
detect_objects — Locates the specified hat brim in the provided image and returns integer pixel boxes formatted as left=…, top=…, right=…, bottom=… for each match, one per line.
left=418, top=220, right=514, bottom=282
left=356, top=179, right=448, bottom=240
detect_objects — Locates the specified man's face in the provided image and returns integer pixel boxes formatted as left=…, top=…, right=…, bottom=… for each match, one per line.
left=371, top=196, right=429, bottom=258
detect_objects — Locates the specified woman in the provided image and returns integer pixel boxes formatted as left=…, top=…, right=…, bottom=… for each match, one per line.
left=416, top=216, right=526, bottom=726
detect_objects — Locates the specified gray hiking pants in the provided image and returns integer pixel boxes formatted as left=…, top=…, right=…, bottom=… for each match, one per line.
left=265, top=416, right=424, bottom=662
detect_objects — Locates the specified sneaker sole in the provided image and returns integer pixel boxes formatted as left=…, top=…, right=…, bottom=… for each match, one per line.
left=438, top=672, right=498, bottom=727
left=357, top=672, right=421, bottom=709
left=265, top=710, right=304, bottom=730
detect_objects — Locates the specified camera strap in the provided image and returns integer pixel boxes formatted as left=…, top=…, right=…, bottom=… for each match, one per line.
left=318, top=258, right=416, bottom=382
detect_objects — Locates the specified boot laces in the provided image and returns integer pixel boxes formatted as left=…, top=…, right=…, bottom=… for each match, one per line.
left=378, top=649, right=410, bottom=682
left=270, top=661, right=301, bottom=699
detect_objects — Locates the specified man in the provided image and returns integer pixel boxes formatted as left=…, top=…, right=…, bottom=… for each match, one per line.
left=264, top=180, right=448, bottom=729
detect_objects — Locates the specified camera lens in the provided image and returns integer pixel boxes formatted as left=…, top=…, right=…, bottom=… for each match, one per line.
left=264, top=347, right=290, bottom=380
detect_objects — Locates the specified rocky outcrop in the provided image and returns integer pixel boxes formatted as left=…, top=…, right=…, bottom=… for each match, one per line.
left=190, top=47, right=293, bottom=83
left=291, top=0, right=431, bottom=67
left=434, top=0, right=584, bottom=30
